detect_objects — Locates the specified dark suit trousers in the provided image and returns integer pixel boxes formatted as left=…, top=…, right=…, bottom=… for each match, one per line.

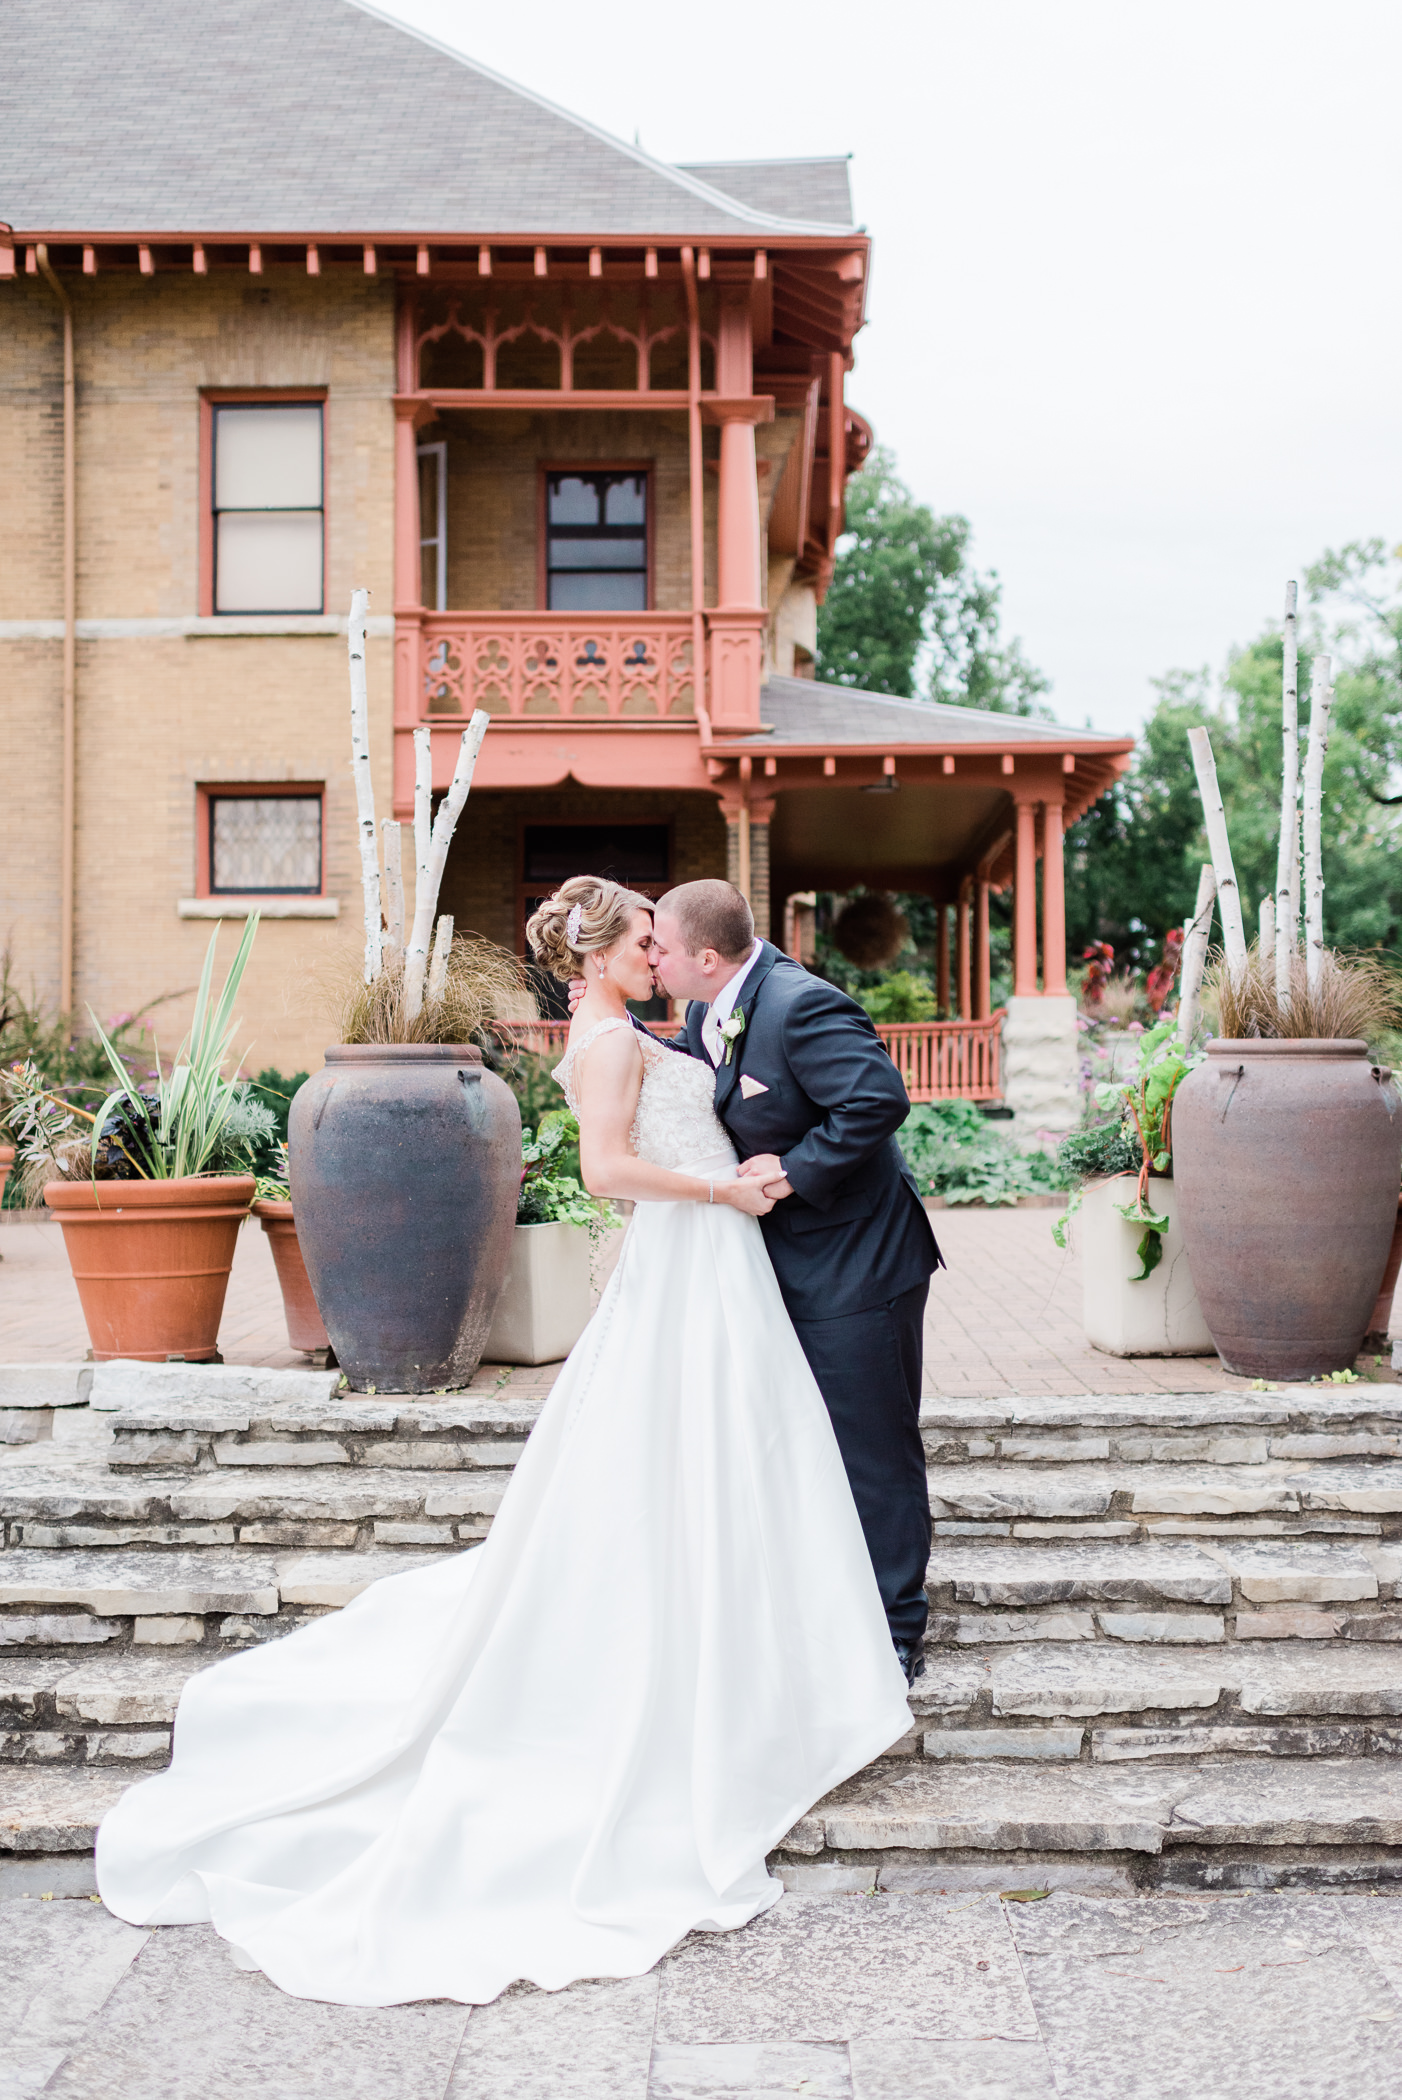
left=789, top=1280, right=931, bottom=1651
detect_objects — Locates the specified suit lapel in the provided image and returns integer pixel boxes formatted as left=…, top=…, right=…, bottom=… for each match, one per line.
left=713, top=943, right=783, bottom=1118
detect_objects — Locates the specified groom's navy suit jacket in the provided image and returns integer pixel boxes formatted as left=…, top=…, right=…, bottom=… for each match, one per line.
left=676, top=943, right=942, bottom=1323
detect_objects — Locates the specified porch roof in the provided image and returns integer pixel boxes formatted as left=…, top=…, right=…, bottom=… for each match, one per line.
left=718, top=677, right=1136, bottom=757
left=2, top=0, right=856, bottom=240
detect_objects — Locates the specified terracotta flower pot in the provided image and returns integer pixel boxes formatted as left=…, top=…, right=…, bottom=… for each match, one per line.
left=43, top=1173, right=255, bottom=1363
left=0, top=1144, right=13, bottom=1205
left=251, top=1198, right=329, bottom=1354
left=289, top=1044, right=521, bottom=1393
left=1172, top=1039, right=1402, bottom=1379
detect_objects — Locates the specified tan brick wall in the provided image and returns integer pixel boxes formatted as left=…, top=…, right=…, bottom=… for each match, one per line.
left=438, top=787, right=729, bottom=957
left=0, top=267, right=396, bottom=1070
left=436, top=409, right=704, bottom=612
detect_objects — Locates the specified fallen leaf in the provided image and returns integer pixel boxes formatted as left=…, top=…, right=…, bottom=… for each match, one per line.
left=1001, top=1888, right=1051, bottom=1903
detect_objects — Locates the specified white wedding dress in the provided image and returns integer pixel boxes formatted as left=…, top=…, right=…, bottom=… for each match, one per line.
left=96, top=1019, right=912, bottom=2007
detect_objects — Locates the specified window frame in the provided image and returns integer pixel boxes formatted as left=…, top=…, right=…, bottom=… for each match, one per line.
left=199, top=389, right=329, bottom=618
left=536, top=461, right=653, bottom=614
left=195, top=782, right=326, bottom=899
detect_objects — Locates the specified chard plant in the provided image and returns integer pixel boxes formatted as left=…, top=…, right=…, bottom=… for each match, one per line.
left=1052, top=1021, right=1202, bottom=1276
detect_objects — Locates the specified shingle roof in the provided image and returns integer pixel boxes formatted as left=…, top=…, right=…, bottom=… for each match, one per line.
left=736, top=677, right=1133, bottom=748
left=0, top=0, right=855, bottom=238
left=677, top=159, right=855, bottom=228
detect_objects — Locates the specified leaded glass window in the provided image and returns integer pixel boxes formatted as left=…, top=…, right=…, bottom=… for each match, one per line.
left=545, top=472, right=647, bottom=611
left=210, top=795, right=322, bottom=894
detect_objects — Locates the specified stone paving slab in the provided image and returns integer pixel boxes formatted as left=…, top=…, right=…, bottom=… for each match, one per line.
left=278, top=1547, right=459, bottom=1606
left=1007, top=1892, right=1402, bottom=2099
left=0, top=1655, right=196, bottom=1725
left=0, top=1366, right=93, bottom=1410
left=915, top=1641, right=1402, bottom=1719
left=926, top=1542, right=1232, bottom=1607
left=927, top=1461, right=1402, bottom=1521
left=848, top=2034, right=1058, bottom=2099
left=648, top=2040, right=852, bottom=2097
left=89, top=1362, right=341, bottom=1411
left=0, top=1769, right=128, bottom=1850
left=920, top=1389, right=1402, bottom=1430
left=655, top=1892, right=1038, bottom=2044
left=788, top=1757, right=1402, bottom=1858
left=0, top=1897, right=147, bottom=2100
left=0, top=1549, right=281, bottom=1616
left=40, top=1922, right=470, bottom=2100
left=0, top=1460, right=515, bottom=1525
left=447, top=1976, right=658, bottom=2099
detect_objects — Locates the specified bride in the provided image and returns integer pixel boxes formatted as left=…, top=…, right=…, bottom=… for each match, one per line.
left=95, top=875, right=913, bottom=2008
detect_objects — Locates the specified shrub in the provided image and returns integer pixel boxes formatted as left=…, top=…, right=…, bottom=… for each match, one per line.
left=898, top=1099, right=1069, bottom=1206
left=856, top=971, right=937, bottom=1024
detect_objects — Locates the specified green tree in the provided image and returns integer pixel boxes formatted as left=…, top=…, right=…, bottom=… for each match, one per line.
left=815, top=449, right=1051, bottom=715
left=1065, top=542, right=1402, bottom=970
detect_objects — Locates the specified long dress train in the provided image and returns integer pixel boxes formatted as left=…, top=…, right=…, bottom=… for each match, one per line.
left=95, top=1018, right=912, bottom=2006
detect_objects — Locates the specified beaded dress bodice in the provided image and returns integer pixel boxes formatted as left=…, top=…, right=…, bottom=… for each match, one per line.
left=555, top=1018, right=734, bottom=1174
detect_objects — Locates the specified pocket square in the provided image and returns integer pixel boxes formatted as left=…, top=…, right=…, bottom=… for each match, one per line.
left=738, top=1074, right=769, bottom=1098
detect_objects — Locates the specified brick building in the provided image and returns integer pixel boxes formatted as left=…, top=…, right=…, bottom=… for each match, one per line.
left=1, top=0, right=1132, bottom=1115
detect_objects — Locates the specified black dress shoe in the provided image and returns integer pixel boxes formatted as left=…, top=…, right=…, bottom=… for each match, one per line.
left=894, top=1641, right=926, bottom=1686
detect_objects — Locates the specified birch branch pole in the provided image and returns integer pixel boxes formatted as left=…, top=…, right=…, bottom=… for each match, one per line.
left=403, top=710, right=491, bottom=1022
left=1302, top=653, right=1334, bottom=998
left=381, top=820, right=405, bottom=959
left=348, top=589, right=382, bottom=984
left=427, top=916, right=454, bottom=1004
left=1273, top=580, right=1300, bottom=1010
left=1187, top=725, right=1248, bottom=981
left=1176, top=861, right=1217, bottom=1046
left=1258, top=895, right=1276, bottom=990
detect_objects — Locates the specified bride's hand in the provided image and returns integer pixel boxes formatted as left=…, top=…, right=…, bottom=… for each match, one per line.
left=721, top=1176, right=776, bottom=1217
left=566, top=978, right=588, bottom=1015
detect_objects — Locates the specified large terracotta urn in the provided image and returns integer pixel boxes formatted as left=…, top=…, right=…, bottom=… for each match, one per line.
left=43, top=1174, right=255, bottom=1362
left=289, top=1044, right=521, bottom=1393
left=1172, top=1039, right=1402, bottom=1378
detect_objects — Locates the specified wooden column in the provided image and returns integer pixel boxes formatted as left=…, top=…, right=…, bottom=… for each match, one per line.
left=1040, top=798, right=1068, bottom=996
left=957, top=880, right=972, bottom=1019
left=975, top=876, right=991, bottom=1019
left=1014, top=796, right=1039, bottom=995
left=935, top=904, right=950, bottom=1017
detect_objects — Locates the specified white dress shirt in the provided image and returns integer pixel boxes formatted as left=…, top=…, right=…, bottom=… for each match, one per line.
left=700, top=939, right=764, bottom=1067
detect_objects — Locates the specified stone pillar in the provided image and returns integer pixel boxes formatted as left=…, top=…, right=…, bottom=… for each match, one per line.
left=935, top=905, right=950, bottom=1016
left=748, top=801, right=773, bottom=941
left=1013, top=796, right=1039, bottom=996
left=1040, top=798, right=1068, bottom=997
left=1002, top=994, right=1080, bottom=1138
left=956, top=880, right=972, bottom=1020
left=975, top=877, right=991, bottom=1020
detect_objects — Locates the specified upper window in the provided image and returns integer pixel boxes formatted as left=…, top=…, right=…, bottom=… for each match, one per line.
left=213, top=404, right=324, bottom=614
left=210, top=792, right=323, bottom=895
left=545, top=472, right=647, bottom=612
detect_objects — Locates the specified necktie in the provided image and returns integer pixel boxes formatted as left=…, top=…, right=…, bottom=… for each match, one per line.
left=702, top=1005, right=722, bottom=1067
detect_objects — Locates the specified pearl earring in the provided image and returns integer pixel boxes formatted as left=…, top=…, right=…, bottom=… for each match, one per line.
left=595, top=954, right=608, bottom=978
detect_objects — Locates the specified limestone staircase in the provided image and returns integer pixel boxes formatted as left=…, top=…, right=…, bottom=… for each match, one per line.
left=6, top=1361, right=1402, bottom=1892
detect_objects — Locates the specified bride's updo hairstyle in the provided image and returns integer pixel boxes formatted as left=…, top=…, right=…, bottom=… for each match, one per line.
left=527, top=875, right=654, bottom=983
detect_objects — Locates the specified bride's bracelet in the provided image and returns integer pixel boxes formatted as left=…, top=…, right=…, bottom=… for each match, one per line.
left=708, top=1181, right=714, bottom=1204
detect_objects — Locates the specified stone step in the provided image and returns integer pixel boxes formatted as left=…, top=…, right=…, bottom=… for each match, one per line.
left=927, top=1461, right=1402, bottom=1524
left=0, top=1545, right=452, bottom=1655
left=0, top=1457, right=513, bottom=1551
left=922, top=1539, right=1402, bottom=1643
left=778, top=1754, right=1402, bottom=1888
left=86, top=1381, right=1402, bottom=1470
left=12, top=1753, right=1402, bottom=1892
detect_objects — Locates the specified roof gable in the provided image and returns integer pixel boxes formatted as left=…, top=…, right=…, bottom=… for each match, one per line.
left=1, top=0, right=856, bottom=237
left=748, top=677, right=1132, bottom=749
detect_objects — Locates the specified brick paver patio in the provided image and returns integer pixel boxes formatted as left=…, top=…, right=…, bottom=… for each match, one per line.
left=8, top=1202, right=1391, bottom=1394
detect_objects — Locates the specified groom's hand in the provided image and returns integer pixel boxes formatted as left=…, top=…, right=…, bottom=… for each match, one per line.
left=739, top=1153, right=793, bottom=1200
left=566, top=978, right=587, bottom=1015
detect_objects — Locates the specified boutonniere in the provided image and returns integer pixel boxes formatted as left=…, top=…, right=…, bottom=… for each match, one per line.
left=718, top=1009, right=746, bottom=1065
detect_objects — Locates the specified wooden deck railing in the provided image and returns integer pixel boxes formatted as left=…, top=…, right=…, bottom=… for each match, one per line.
left=492, top=1012, right=1005, bottom=1103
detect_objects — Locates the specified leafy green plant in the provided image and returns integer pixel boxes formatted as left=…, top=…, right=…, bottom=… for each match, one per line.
left=516, top=1109, right=617, bottom=1233
left=856, top=971, right=938, bottom=1024
left=83, top=917, right=264, bottom=1181
left=1051, top=1021, right=1201, bottom=1276
left=897, top=1099, right=1069, bottom=1207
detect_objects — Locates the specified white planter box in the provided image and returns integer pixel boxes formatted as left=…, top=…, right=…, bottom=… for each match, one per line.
left=1078, top=1173, right=1214, bottom=1357
left=483, top=1221, right=595, bottom=1366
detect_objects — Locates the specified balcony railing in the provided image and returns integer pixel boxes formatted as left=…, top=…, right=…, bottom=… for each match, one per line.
left=417, top=613, right=696, bottom=721
left=493, top=1013, right=1005, bottom=1103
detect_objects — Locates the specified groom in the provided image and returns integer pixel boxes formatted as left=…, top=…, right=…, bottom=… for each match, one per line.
left=583, top=877, right=941, bottom=1681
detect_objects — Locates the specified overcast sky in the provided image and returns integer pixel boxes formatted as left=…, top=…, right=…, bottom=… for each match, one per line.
left=377, top=0, right=1402, bottom=735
